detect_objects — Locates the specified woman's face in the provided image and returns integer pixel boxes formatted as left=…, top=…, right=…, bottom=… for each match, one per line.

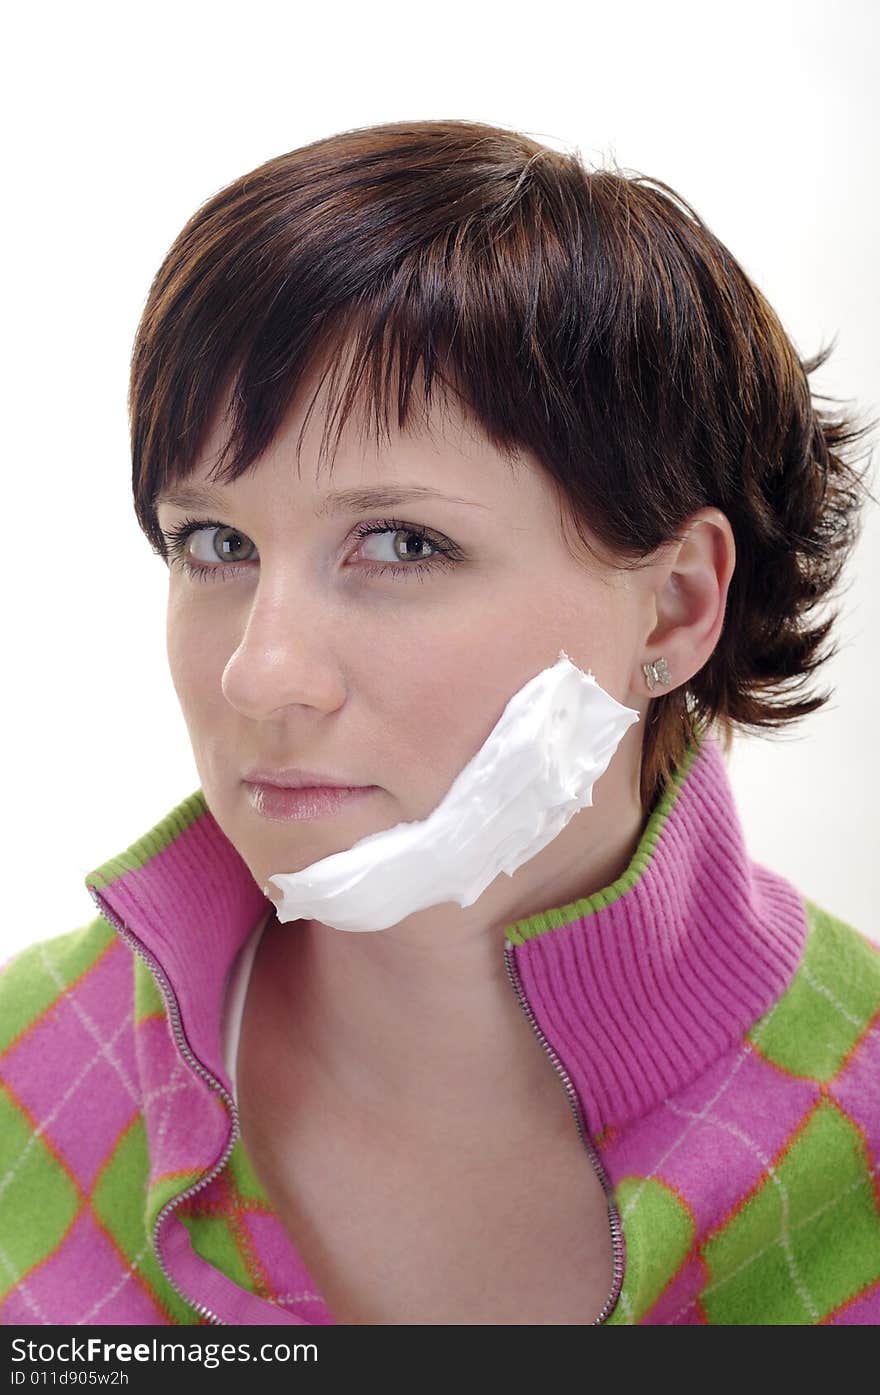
left=157, top=365, right=656, bottom=918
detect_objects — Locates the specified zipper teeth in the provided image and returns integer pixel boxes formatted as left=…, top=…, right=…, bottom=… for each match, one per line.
left=88, top=887, right=236, bottom=1327
left=503, top=940, right=625, bottom=1326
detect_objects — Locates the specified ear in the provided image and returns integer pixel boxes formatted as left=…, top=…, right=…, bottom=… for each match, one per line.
left=640, top=508, right=737, bottom=692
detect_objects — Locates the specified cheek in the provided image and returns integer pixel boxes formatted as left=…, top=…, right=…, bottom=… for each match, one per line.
left=361, top=641, right=487, bottom=810
left=165, top=607, right=226, bottom=711
left=371, top=638, right=537, bottom=813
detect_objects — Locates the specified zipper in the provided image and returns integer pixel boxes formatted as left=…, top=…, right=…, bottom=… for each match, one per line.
left=503, top=940, right=625, bottom=1326
left=89, top=885, right=624, bottom=1326
left=88, top=886, right=236, bottom=1327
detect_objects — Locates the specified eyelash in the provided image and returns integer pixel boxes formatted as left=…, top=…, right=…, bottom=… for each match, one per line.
left=159, top=515, right=462, bottom=584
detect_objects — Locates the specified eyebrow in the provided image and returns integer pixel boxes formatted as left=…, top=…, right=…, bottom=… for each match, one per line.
left=155, top=484, right=490, bottom=515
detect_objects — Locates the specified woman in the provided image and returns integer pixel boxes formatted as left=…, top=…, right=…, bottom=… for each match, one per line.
left=1, top=118, right=877, bottom=1327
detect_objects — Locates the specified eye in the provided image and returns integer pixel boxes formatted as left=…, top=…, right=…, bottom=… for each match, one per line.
left=350, top=518, right=460, bottom=579
left=159, top=515, right=463, bottom=583
left=161, top=518, right=255, bottom=582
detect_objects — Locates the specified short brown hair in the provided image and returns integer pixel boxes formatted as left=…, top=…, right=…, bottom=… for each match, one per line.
left=129, top=118, right=877, bottom=813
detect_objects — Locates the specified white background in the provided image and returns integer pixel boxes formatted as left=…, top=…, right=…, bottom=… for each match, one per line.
left=3, top=0, right=878, bottom=958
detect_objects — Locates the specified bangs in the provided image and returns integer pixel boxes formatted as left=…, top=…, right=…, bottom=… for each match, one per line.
left=199, top=304, right=527, bottom=500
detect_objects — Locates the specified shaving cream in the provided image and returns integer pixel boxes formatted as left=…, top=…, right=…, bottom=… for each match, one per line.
left=263, top=649, right=640, bottom=932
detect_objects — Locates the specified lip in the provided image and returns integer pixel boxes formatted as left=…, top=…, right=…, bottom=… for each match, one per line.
left=243, top=767, right=371, bottom=789
left=245, top=781, right=378, bottom=822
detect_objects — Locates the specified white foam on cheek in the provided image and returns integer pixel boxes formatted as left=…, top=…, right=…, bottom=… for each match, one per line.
left=263, top=649, right=641, bottom=932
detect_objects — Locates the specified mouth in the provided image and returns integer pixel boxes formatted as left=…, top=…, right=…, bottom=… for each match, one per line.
left=244, top=781, right=379, bottom=823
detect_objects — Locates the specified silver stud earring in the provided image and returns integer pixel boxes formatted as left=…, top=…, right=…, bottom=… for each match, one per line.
left=642, top=656, right=672, bottom=691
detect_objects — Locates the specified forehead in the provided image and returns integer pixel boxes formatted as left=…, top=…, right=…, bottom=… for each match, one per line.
left=157, top=360, right=533, bottom=514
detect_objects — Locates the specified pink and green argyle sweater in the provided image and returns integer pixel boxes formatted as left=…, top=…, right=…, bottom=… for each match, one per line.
left=1, top=728, right=878, bottom=1325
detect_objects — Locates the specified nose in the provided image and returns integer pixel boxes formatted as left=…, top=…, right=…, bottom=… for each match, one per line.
left=220, top=579, right=347, bottom=718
